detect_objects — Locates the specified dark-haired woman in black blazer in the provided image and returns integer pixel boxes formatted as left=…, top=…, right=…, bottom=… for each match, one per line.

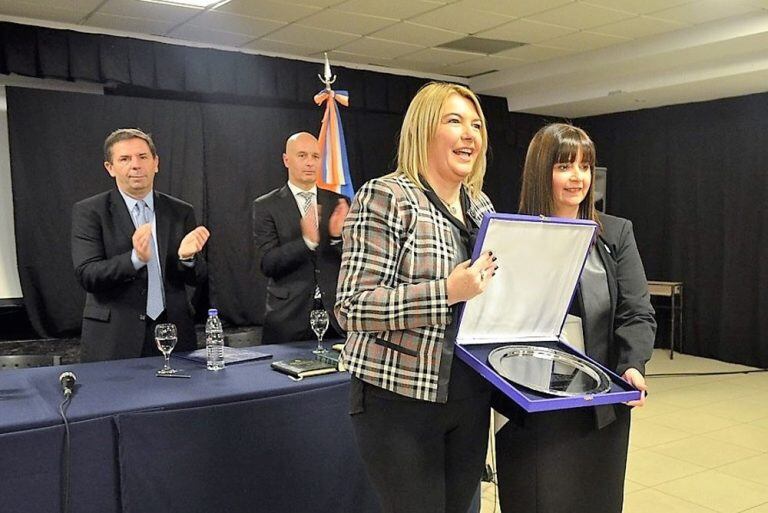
left=494, top=123, right=656, bottom=513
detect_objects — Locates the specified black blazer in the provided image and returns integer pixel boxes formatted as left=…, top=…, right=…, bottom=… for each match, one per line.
left=71, top=189, right=205, bottom=362
left=583, top=213, right=656, bottom=376
left=252, top=185, right=346, bottom=343
left=569, top=213, right=657, bottom=428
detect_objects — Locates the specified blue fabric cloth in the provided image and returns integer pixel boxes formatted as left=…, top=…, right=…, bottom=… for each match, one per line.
left=0, top=342, right=380, bottom=513
left=0, top=417, right=120, bottom=513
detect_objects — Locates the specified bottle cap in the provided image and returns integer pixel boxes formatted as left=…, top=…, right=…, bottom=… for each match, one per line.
left=208, top=308, right=218, bottom=316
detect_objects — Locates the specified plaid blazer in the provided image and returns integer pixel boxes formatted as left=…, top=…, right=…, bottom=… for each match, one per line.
left=335, top=175, right=495, bottom=402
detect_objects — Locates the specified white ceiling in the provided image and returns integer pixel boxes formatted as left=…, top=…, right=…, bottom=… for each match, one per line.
left=2, top=0, right=768, bottom=117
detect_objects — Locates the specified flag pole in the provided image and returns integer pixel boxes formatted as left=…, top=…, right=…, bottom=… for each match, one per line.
left=318, top=53, right=336, bottom=91
left=314, top=54, right=354, bottom=199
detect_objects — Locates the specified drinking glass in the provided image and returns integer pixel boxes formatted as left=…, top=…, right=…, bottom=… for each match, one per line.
left=155, top=323, right=178, bottom=375
left=310, top=309, right=329, bottom=354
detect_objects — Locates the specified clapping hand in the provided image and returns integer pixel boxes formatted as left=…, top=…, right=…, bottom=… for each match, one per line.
left=132, top=224, right=153, bottom=263
left=178, top=226, right=210, bottom=259
left=328, top=199, right=350, bottom=238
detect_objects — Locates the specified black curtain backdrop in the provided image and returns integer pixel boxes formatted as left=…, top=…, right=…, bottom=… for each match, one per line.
left=6, top=20, right=764, bottom=368
left=6, top=86, right=523, bottom=335
left=580, top=93, right=768, bottom=368
left=1, top=20, right=525, bottom=335
left=0, top=21, right=428, bottom=114
left=7, top=87, right=205, bottom=336
left=201, top=101, right=411, bottom=326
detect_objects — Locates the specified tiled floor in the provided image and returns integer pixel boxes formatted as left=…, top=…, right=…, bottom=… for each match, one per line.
left=481, top=349, right=768, bottom=513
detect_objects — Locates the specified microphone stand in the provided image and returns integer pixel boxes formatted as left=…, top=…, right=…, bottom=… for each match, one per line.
left=58, top=389, right=73, bottom=513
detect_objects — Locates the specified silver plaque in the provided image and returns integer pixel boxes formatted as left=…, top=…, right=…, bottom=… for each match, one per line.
left=488, top=345, right=612, bottom=397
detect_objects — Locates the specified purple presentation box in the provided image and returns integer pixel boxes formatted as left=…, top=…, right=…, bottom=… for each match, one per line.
left=454, top=213, right=640, bottom=412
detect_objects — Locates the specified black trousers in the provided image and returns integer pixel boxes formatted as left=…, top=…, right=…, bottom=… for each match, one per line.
left=350, top=381, right=490, bottom=513
left=495, top=404, right=631, bottom=513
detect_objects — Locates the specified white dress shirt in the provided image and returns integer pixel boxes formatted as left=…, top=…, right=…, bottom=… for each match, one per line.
left=286, top=181, right=319, bottom=251
left=118, top=189, right=163, bottom=276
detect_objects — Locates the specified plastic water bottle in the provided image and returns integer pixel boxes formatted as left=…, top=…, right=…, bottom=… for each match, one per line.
left=205, top=308, right=225, bottom=371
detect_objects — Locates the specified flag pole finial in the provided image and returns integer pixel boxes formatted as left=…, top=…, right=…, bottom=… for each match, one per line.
left=318, top=52, right=336, bottom=90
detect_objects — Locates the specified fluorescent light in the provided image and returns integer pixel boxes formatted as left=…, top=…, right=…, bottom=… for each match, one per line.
left=138, top=0, right=232, bottom=9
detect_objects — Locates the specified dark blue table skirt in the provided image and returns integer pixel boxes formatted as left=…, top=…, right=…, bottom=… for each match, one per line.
left=0, top=342, right=380, bottom=513
left=117, top=382, right=378, bottom=513
left=0, top=342, right=482, bottom=513
left=0, top=417, right=120, bottom=513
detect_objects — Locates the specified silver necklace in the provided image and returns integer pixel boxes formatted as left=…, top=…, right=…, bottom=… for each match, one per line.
left=439, top=197, right=459, bottom=215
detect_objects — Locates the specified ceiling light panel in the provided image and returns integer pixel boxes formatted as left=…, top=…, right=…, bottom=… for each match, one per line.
left=0, top=1, right=85, bottom=23
left=401, top=47, right=482, bottom=65
left=216, top=0, right=320, bottom=22
left=438, top=36, right=524, bottom=54
left=101, top=0, right=199, bottom=22
left=138, top=0, right=232, bottom=8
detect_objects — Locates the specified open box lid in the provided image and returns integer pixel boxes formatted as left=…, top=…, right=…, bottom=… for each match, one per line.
left=456, top=213, right=597, bottom=345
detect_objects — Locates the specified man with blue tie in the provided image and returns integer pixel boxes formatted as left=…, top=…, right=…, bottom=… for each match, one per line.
left=71, top=128, right=210, bottom=362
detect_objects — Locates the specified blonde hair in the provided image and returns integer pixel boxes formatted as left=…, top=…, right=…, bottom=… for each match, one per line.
left=393, top=82, right=488, bottom=198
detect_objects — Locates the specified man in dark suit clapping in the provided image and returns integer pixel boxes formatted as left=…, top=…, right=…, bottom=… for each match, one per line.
left=252, top=132, right=348, bottom=343
left=71, top=128, right=209, bottom=362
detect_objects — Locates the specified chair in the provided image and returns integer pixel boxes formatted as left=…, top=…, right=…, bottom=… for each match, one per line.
left=0, top=354, right=62, bottom=370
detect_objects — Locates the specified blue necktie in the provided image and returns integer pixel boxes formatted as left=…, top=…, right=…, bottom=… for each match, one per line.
left=136, top=200, right=165, bottom=320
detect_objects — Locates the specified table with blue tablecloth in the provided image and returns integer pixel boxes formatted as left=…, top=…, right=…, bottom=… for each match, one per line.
left=0, top=342, right=380, bottom=513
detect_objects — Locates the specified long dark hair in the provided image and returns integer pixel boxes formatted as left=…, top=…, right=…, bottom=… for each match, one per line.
left=519, top=123, right=600, bottom=227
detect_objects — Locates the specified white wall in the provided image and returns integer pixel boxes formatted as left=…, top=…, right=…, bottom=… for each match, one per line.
left=0, top=85, right=22, bottom=300
left=0, top=77, right=103, bottom=300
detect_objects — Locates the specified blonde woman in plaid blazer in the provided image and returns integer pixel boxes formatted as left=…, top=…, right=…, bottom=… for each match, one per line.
left=335, top=82, right=498, bottom=513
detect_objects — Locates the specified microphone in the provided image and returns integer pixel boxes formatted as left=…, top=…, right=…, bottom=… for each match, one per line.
left=59, top=371, right=77, bottom=398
